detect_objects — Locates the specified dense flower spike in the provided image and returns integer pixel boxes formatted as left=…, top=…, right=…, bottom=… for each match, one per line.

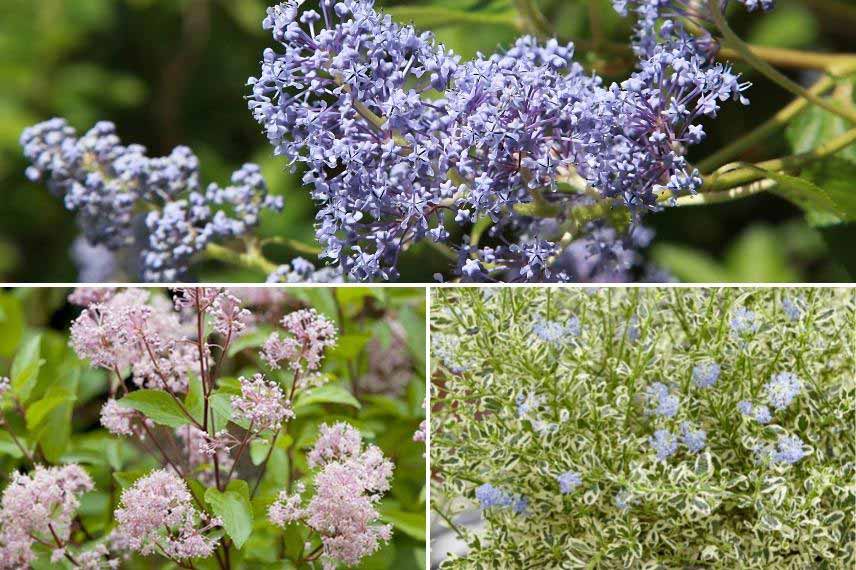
left=247, top=0, right=751, bottom=282
left=20, top=119, right=282, bottom=281
left=0, top=465, right=94, bottom=568
left=268, top=422, right=394, bottom=568
left=114, top=469, right=219, bottom=560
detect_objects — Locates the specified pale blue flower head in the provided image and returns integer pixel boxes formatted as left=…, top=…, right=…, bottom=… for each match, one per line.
left=645, top=382, right=679, bottom=417
left=692, top=361, right=720, bottom=388
left=680, top=422, right=707, bottom=453
left=765, top=372, right=801, bottom=410
left=650, top=429, right=678, bottom=461
left=772, top=435, right=806, bottom=465
left=556, top=471, right=583, bottom=494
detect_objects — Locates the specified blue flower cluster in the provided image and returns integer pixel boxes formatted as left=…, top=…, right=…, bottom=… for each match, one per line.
left=730, top=306, right=759, bottom=336
left=738, top=400, right=772, bottom=424
left=531, top=316, right=580, bottom=345
left=692, top=361, right=721, bottom=388
left=266, top=258, right=343, bottom=283
left=765, top=372, right=801, bottom=410
left=771, top=434, right=806, bottom=465
left=20, top=118, right=283, bottom=281
left=475, top=483, right=527, bottom=514
left=248, top=0, right=752, bottom=281
left=556, top=471, right=583, bottom=494
left=650, top=429, right=679, bottom=461
left=645, top=382, right=680, bottom=417
left=679, top=422, right=707, bottom=454
left=781, top=297, right=803, bottom=321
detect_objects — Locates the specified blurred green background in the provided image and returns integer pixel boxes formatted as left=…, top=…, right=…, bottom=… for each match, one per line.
left=1, top=0, right=854, bottom=282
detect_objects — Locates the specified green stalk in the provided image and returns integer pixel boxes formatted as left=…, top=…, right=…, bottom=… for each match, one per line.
left=707, top=0, right=856, bottom=124
left=204, top=242, right=277, bottom=274
left=696, top=71, right=848, bottom=173
left=701, top=127, right=856, bottom=193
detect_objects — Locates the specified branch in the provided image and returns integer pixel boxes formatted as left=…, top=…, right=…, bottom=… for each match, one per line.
left=708, top=0, right=856, bottom=124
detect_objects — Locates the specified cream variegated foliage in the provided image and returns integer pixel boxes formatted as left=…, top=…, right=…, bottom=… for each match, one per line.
left=431, top=287, right=854, bottom=569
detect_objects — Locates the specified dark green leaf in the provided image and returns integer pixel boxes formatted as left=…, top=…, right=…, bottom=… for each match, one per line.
left=118, top=389, right=190, bottom=428
left=205, top=480, right=254, bottom=549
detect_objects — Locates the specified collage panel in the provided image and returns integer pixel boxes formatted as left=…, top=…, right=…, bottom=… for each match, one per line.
left=0, top=287, right=427, bottom=569
left=429, top=287, right=854, bottom=569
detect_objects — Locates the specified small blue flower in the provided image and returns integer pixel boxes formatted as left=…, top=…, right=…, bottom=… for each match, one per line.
left=556, top=471, right=583, bottom=494
left=650, top=429, right=678, bottom=461
left=765, top=372, right=801, bottom=410
left=516, top=392, right=543, bottom=417
left=738, top=401, right=771, bottom=424
left=475, top=483, right=513, bottom=509
left=730, top=306, right=759, bottom=336
left=645, top=382, right=679, bottom=418
left=532, top=316, right=580, bottom=345
left=782, top=297, right=802, bottom=321
left=475, top=483, right=527, bottom=514
left=772, top=435, right=806, bottom=465
left=692, top=361, right=720, bottom=388
left=680, top=422, right=707, bottom=453
left=754, top=405, right=772, bottom=424
left=614, top=490, right=632, bottom=510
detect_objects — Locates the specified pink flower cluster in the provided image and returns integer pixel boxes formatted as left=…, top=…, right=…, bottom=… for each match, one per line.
left=68, top=287, right=116, bottom=307
left=100, top=398, right=152, bottom=437
left=114, top=469, right=219, bottom=561
left=70, top=288, right=197, bottom=393
left=268, top=423, right=394, bottom=568
left=0, top=464, right=94, bottom=568
left=262, top=309, right=337, bottom=372
left=0, top=377, right=9, bottom=398
left=175, top=426, right=234, bottom=485
left=414, top=420, right=427, bottom=443
left=231, top=374, right=294, bottom=431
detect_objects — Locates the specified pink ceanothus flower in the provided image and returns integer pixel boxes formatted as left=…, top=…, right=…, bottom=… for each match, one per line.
left=70, top=288, right=199, bottom=393
left=261, top=309, right=337, bottom=372
left=232, top=374, right=294, bottom=431
left=0, top=465, right=94, bottom=568
left=114, top=469, right=219, bottom=561
left=68, top=287, right=117, bottom=307
left=211, top=292, right=252, bottom=338
left=268, top=423, right=394, bottom=568
left=175, top=425, right=234, bottom=485
left=100, top=398, right=152, bottom=437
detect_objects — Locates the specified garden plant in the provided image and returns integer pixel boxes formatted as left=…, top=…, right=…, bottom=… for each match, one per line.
left=11, top=0, right=856, bottom=282
left=0, top=286, right=426, bottom=569
left=430, top=287, right=854, bottom=567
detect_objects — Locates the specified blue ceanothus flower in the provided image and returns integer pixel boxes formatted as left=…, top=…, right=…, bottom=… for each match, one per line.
left=475, top=484, right=527, bottom=514
left=692, top=361, right=721, bottom=388
left=20, top=118, right=283, bottom=281
left=765, top=372, right=801, bottom=410
left=248, top=0, right=752, bottom=282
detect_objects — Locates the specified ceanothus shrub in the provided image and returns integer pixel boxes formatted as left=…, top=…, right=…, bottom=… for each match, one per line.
left=430, top=287, right=854, bottom=568
left=25, top=0, right=856, bottom=283
left=0, top=287, right=426, bottom=569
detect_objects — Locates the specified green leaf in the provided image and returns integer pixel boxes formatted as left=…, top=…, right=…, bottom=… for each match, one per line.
left=787, top=102, right=856, bottom=163
left=113, top=469, right=148, bottom=489
left=724, top=226, right=799, bottom=282
left=0, top=294, right=24, bottom=358
left=398, top=306, right=427, bottom=370
left=184, top=375, right=204, bottom=423
left=10, top=334, right=44, bottom=402
left=205, top=480, right=254, bottom=549
left=294, top=384, right=361, bottom=412
left=209, top=391, right=235, bottom=431
left=650, top=244, right=730, bottom=283
left=754, top=168, right=845, bottom=224
left=118, top=390, right=190, bottom=428
left=330, top=333, right=372, bottom=360
left=31, top=368, right=79, bottom=462
left=226, top=328, right=271, bottom=357
left=378, top=505, right=426, bottom=541
left=26, top=388, right=75, bottom=431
